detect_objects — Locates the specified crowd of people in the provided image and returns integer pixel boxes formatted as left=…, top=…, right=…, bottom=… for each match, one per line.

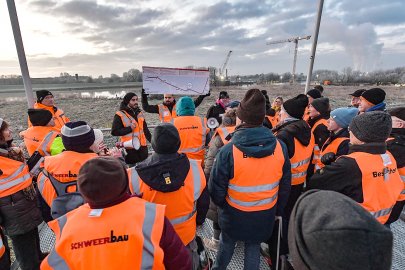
left=0, top=85, right=404, bottom=270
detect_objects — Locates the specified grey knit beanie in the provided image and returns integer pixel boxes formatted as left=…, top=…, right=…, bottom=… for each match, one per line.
left=289, top=190, right=393, bottom=270
left=349, top=111, right=392, bottom=143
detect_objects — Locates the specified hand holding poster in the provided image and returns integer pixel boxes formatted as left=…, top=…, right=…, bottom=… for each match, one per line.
left=142, top=66, right=210, bottom=95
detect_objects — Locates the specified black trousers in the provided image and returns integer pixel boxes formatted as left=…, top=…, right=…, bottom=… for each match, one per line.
left=9, top=227, right=41, bottom=270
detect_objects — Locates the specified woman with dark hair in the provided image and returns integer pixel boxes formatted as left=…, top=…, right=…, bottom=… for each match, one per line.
left=0, top=118, right=43, bottom=270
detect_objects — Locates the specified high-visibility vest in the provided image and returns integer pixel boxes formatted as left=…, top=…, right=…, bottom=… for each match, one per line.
left=290, top=136, right=315, bottom=185
left=20, top=126, right=59, bottom=156
left=343, top=151, right=402, bottom=224
left=115, top=110, right=147, bottom=146
left=0, top=156, right=32, bottom=198
left=173, top=116, right=208, bottom=161
left=266, top=115, right=279, bottom=128
left=0, top=236, right=4, bottom=258
left=37, top=151, right=98, bottom=206
left=318, top=137, right=349, bottom=169
left=311, top=118, right=328, bottom=171
left=158, top=104, right=176, bottom=123
left=28, top=102, right=70, bottom=131
left=226, top=142, right=285, bottom=212
left=41, top=197, right=165, bottom=270
left=211, top=126, right=235, bottom=146
left=128, top=159, right=205, bottom=245
left=387, top=137, right=405, bottom=201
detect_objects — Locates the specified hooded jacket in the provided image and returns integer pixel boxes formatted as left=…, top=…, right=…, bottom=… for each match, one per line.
left=273, top=119, right=312, bottom=159
left=111, top=103, right=152, bottom=164
left=135, top=153, right=209, bottom=225
left=208, top=126, right=291, bottom=242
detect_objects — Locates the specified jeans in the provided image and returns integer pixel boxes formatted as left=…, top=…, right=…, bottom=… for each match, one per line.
left=9, top=228, right=41, bottom=270
left=212, top=232, right=260, bottom=270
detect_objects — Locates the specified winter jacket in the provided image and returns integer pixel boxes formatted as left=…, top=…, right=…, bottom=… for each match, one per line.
left=208, top=126, right=291, bottom=242
left=366, top=102, right=386, bottom=112
left=136, top=153, right=209, bottom=225
left=111, top=104, right=152, bottom=164
left=273, top=119, right=312, bottom=159
left=0, top=144, right=43, bottom=236
left=307, top=142, right=399, bottom=206
left=263, top=108, right=277, bottom=130
left=386, top=128, right=405, bottom=224
left=141, top=94, right=206, bottom=114
left=321, top=128, right=350, bottom=157
left=307, top=115, right=330, bottom=177
left=206, top=103, right=226, bottom=126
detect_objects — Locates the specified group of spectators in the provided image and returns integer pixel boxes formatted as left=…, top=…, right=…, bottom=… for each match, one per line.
left=0, top=85, right=404, bottom=270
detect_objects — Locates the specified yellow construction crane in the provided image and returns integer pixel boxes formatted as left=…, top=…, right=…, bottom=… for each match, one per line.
left=266, top=35, right=311, bottom=84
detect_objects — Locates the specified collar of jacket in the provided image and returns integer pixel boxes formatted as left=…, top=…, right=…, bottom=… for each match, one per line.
left=308, top=114, right=328, bottom=128
left=366, top=102, right=386, bottom=112
left=330, top=128, right=349, bottom=140
left=348, top=142, right=386, bottom=155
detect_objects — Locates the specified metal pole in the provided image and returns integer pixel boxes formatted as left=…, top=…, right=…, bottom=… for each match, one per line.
left=304, top=0, right=324, bottom=94
left=292, top=39, right=298, bottom=84
left=7, top=0, right=35, bottom=108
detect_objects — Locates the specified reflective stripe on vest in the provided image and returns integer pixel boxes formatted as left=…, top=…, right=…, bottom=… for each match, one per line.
left=39, top=131, right=58, bottom=156
left=128, top=159, right=205, bottom=245
left=399, top=168, right=405, bottom=200
left=311, top=119, right=328, bottom=170
left=44, top=198, right=165, bottom=269
left=158, top=104, right=176, bottom=123
left=318, top=136, right=349, bottom=169
left=290, top=134, right=314, bottom=185
left=226, top=142, right=284, bottom=211
left=0, top=237, right=5, bottom=257
left=116, top=110, right=146, bottom=145
left=0, top=157, right=32, bottom=197
left=212, top=126, right=235, bottom=146
left=344, top=151, right=403, bottom=224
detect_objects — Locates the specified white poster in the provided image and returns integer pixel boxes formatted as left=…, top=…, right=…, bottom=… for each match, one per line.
left=142, top=66, right=210, bottom=95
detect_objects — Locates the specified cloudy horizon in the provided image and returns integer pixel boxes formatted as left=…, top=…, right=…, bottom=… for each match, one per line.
left=1, top=0, right=404, bottom=78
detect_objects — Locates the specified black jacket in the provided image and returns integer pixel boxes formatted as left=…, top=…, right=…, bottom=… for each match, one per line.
left=141, top=94, right=206, bottom=114
left=206, top=104, right=226, bottom=126
left=136, top=153, right=209, bottom=225
left=111, top=103, right=152, bottom=164
left=273, top=119, right=312, bottom=159
left=386, top=128, right=405, bottom=224
left=308, top=142, right=402, bottom=224
left=209, top=126, right=291, bottom=242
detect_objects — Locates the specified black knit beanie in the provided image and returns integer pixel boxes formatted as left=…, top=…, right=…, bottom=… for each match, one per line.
left=289, top=190, right=393, bottom=270
left=151, top=123, right=181, bottom=154
left=61, top=121, right=95, bottom=151
left=36, top=90, right=53, bottom=103
left=78, top=157, right=129, bottom=208
left=283, top=94, right=309, bottom=119
left=219, top=91, right=229, bottom=99
left=311, top=97, right=330, bottom=115
left=123, top=92, right=137, bottom=105
left=389, top=107, right=405, bottom=121
left=28, top=109, right=53, bottom=126
left=236, top=89, right=265, bottom=126
left=361, top=88, right=386, bottom=105
left=349, top=111, right=392, bottom=143
left=306, top=89, right=322, bottom=99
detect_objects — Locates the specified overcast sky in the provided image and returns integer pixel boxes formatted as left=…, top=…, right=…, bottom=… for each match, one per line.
left=1, top=0, right=404, bottom=78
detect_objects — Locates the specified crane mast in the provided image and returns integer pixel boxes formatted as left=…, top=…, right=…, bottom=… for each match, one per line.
left=219, top=50, right=233, bottom=80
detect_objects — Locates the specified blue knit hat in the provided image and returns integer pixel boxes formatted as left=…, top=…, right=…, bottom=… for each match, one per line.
left=176, top=96, right=195, bottom=116
left=330, top=107, right=359, bottom=128
left=61, top=121, right=95, bottom=151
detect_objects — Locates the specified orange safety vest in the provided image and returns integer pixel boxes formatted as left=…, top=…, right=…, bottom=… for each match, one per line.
left=311, top=118, right=328, bottom=171
left=28, top=103, right=70, bottom=131
left=115, top=110, right=147, bottom=146
left=343, top=151, right=402, bottom=224
left=128, top=159, right=205, bottom=245
left=37, top=151, right=98, bottom=206
left=0, top=236, right=4, bottom=258
left=158, top=104, right=176, bottom=123
left=387, top=137, right=405, bottom=201
left=41, top=197, right=165, bottom=269
left=318, top=137, right=349, bottom=169
left=266, top=115, right=279, bottom=128
left=290, top=136, right=315, bottom=185
left=211, top=126, right=235, bottom=146
left=226, top=142, right=285, bottom=212
left=0, top=156, right=32, bottom=198
left=20, top=126, right=59, bottom=156
left=173, top=116, right=208, bottom=161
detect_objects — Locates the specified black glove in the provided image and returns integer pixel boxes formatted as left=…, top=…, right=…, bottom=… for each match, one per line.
left=203, top=91, right=211, bottom=97
left=321, top=152, right=336, bottom=165
left=141, top=88, right=148, bottom=96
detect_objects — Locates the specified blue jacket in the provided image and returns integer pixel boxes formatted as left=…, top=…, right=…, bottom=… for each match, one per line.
left=208, top=126, right=291, bottom=242
left=366, top=102, right=386, bottom=112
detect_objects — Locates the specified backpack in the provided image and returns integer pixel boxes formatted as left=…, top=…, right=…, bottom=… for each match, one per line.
left=44, top=171, right=84, bottom=219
